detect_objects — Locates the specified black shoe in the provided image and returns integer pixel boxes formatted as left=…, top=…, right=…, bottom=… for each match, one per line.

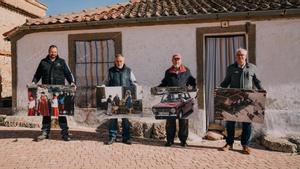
left=165, top=142, right=173, bottom=147
left=122, top=139, right=132, bottom=145
left=106, top=138, right=115, bottom=145
left=180, top=141, right=188, bottom=147
left=36, top=134, right=49, bottom=142
left=62, top=135, right=71, bottom=141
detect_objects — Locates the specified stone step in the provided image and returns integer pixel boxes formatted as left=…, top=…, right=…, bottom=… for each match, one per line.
left=0, top=115, right=203, bottom=142
left=261, top=135, right=298, bottom=153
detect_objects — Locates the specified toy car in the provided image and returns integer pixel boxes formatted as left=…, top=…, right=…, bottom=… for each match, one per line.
left=152, top=91, right=194, bottom=119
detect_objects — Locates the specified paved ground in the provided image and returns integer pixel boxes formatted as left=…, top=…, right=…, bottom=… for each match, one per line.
left=0, top=126, right=299, bottom=169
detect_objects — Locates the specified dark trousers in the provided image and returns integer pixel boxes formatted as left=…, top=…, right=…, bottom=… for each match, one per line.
left=109, top=118, right=130, bottom=140
left=166, top=119, right=189, bottom=143
left=226, top=121, right=252, bottom=146
left=41, top=116, right=69, bottom=136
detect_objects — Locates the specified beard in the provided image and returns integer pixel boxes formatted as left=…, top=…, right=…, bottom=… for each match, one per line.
left=116, top=64, right=124, bottom=69
left=49, top=54, right=57, bottom=59
left=173, top=64, right=181, bottom=68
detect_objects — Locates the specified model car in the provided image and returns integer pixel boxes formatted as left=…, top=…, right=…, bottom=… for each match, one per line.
left=152, top=91, right=194, bottom=119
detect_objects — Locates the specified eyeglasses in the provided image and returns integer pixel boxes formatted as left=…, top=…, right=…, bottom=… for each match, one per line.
left=173, top=58, right=181, bottom=60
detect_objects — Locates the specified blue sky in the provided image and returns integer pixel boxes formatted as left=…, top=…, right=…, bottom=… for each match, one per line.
left=40, top=0, right=129, bottom=16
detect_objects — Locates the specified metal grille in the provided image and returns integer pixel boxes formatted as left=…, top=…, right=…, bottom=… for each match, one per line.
left=75, top=40, right=115, bottom=108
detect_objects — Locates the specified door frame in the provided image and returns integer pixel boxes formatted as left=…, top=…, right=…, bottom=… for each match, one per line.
left=196, top=23, right=256, bottom=111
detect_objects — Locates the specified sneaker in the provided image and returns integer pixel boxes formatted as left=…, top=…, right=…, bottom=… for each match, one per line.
left=36, top=134, right=49, bottom=142
left=180, top=141, right=188, bottom=147
left=220, top=144, right=233, bottom=151
left=62, top=135, right=71, bottom=141
left=106, top=138, right=115, bottom=145
left=122, top=139, right=132, bottom=145
left=242, top=146, right=251, bottom=155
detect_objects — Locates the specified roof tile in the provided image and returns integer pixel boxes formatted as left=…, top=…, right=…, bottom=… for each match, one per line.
left=24, top=0, right=300, bottom=26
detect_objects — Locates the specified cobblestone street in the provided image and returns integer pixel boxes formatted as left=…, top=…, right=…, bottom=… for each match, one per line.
left=0, top=127, right=299, bottom=169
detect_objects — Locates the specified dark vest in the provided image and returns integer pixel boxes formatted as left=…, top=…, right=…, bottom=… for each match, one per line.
left=108, top=65, right=133, bottom=87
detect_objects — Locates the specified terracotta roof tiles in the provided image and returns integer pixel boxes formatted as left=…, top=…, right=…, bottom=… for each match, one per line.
left=23, top=0, right=300, bottom=26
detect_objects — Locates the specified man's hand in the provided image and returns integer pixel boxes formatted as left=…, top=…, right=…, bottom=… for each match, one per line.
left=213, top=91, right=216, bottom=97
left=133, top=82, right=138, bottom=87
left=30, top=82, right=37, bottom=87
left=187, top=85, right=197, bottom=92
left=71, top=82, right=77, bottom=91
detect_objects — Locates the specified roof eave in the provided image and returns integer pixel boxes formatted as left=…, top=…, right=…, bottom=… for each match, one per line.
left=5, top=9, right=300, bottom=41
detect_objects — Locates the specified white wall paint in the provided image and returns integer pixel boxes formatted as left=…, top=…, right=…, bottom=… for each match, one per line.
left=254, top=18, right=300, bottom=136
left=16, top=18, right=300, bottom=135
left=255, top=19, right=300, bottom=110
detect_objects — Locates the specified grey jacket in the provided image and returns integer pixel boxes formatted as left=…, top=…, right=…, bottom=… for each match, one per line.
left=220, top=62, right=263, bottom=90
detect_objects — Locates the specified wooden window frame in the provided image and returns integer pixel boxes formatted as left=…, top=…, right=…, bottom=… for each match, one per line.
left=68, top=32, right=122, bottom=77
left=68, top=32, right=122, bottom=107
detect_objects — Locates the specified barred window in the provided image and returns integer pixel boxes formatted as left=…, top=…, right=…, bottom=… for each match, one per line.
left=69, top=32, right=122, bottom=108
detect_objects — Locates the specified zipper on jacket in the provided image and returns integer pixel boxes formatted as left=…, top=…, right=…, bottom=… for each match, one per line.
left=49, top=61, right=55, bottom=84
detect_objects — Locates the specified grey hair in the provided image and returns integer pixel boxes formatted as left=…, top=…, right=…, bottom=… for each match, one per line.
left=115, top=54, right=124, bottom=58
left=236, top=48, right=248, bottom=56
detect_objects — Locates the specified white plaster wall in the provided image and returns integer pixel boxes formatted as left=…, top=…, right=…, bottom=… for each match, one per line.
left=255, top=18, right=300, bottom=110
left=254, top=18, right=300, bottom=136
left=16, top=31, right=69, bottom=110
left=15, top=18, right=300, bottom=135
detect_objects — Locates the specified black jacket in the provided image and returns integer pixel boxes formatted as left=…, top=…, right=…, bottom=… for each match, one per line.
left=220, top=62, right=263, bottom=89
left=159, top=65, right=196, bottom=87
left=106, top=65, right=134, bottom=87
left=32, top=56, right=75, bottom=85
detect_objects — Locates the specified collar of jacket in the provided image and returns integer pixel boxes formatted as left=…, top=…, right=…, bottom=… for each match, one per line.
left=114, top=64, right=127, bottom=71
left=234, top=62, right=249, bottom=68
left=46, top=55, right=59, bottom=63
left=168, top=65, right=187, bottom=74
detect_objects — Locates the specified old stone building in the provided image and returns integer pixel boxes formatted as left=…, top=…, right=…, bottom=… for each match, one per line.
left=0, top=0, right=47, bottom=102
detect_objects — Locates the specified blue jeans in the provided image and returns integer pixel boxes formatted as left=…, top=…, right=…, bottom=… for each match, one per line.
left=226, top=121, right=251, bottom=146
left=109, top=118, right=130, bottom=140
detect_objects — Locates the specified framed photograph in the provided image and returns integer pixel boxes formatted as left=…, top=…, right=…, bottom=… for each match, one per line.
left=96, top=85, right=143, bottom=118
left=151, top=87, right=197, bottom=120
left=214, top=88, right=267, bottom=123
left=27, top=85, right=76, bottom=116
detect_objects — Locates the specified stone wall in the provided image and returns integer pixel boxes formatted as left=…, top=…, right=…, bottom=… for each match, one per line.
left=0, top=55, right=11, bottom=98
left=1, top=0, right=47, bottom=18
left=0, top=1, right=46, bottom=99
